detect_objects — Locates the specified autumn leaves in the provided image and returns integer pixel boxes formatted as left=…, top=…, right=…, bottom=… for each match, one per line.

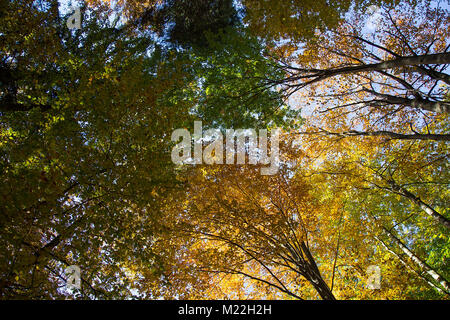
left=0, top=0, right=448, bottom=300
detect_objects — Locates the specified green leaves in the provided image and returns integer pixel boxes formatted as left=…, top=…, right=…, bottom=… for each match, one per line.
left=172, top=28, right=301, bottom=129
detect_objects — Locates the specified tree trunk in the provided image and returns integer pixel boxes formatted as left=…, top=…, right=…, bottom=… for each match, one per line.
left=382, top=227, right=450, bottom=294
left=300, top=242, right=336, bottom=300
left=376, top=236, right=448, bottom=295
left=387, top=180, right=450, bottom=230
left=305, top=129, right=450, bottom=141
left=291, top=52, right=450, bottom=87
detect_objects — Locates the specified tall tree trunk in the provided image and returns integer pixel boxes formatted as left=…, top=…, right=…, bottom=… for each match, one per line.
left=381, top=227, right=450, bottom=294
left=366, top=90, right=450, bottom=113
left=387, top=180, right=450, bottom=230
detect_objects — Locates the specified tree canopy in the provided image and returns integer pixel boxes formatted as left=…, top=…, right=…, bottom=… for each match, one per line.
left=0, top=0, right=448, bottom=300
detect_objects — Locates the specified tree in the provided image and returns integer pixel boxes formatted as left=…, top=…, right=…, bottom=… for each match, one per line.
left=0, top=1, right=188, bottom=298
left=163, top=160, right=337, bottom=300
left=0, top=0, right=296, bottom=299
left=89, top=0, right=239, bottom=48
left=1, top=0, right=448, bottom=301
left=294, top=117, right=449, bottom=297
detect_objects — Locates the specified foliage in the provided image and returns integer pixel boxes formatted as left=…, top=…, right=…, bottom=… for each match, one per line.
left=0, top=0, right=448, bottom=300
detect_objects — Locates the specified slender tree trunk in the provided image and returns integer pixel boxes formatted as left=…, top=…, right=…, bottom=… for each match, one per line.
left=367, top=90, right=450, bottom=113
left=306, top=270, right=337, bottom=300
left=291, top=52, right=450, bottom=86
left=303, top=129, right=450, bottom=141
left=387, top=180, right=450, bottom=229
left=300, top=242, right=336, bottom=300
left=382, top=227, right=450, bottom=294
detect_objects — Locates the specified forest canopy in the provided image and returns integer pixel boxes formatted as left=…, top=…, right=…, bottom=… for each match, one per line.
left=0, top=0, right=449, bottom=300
